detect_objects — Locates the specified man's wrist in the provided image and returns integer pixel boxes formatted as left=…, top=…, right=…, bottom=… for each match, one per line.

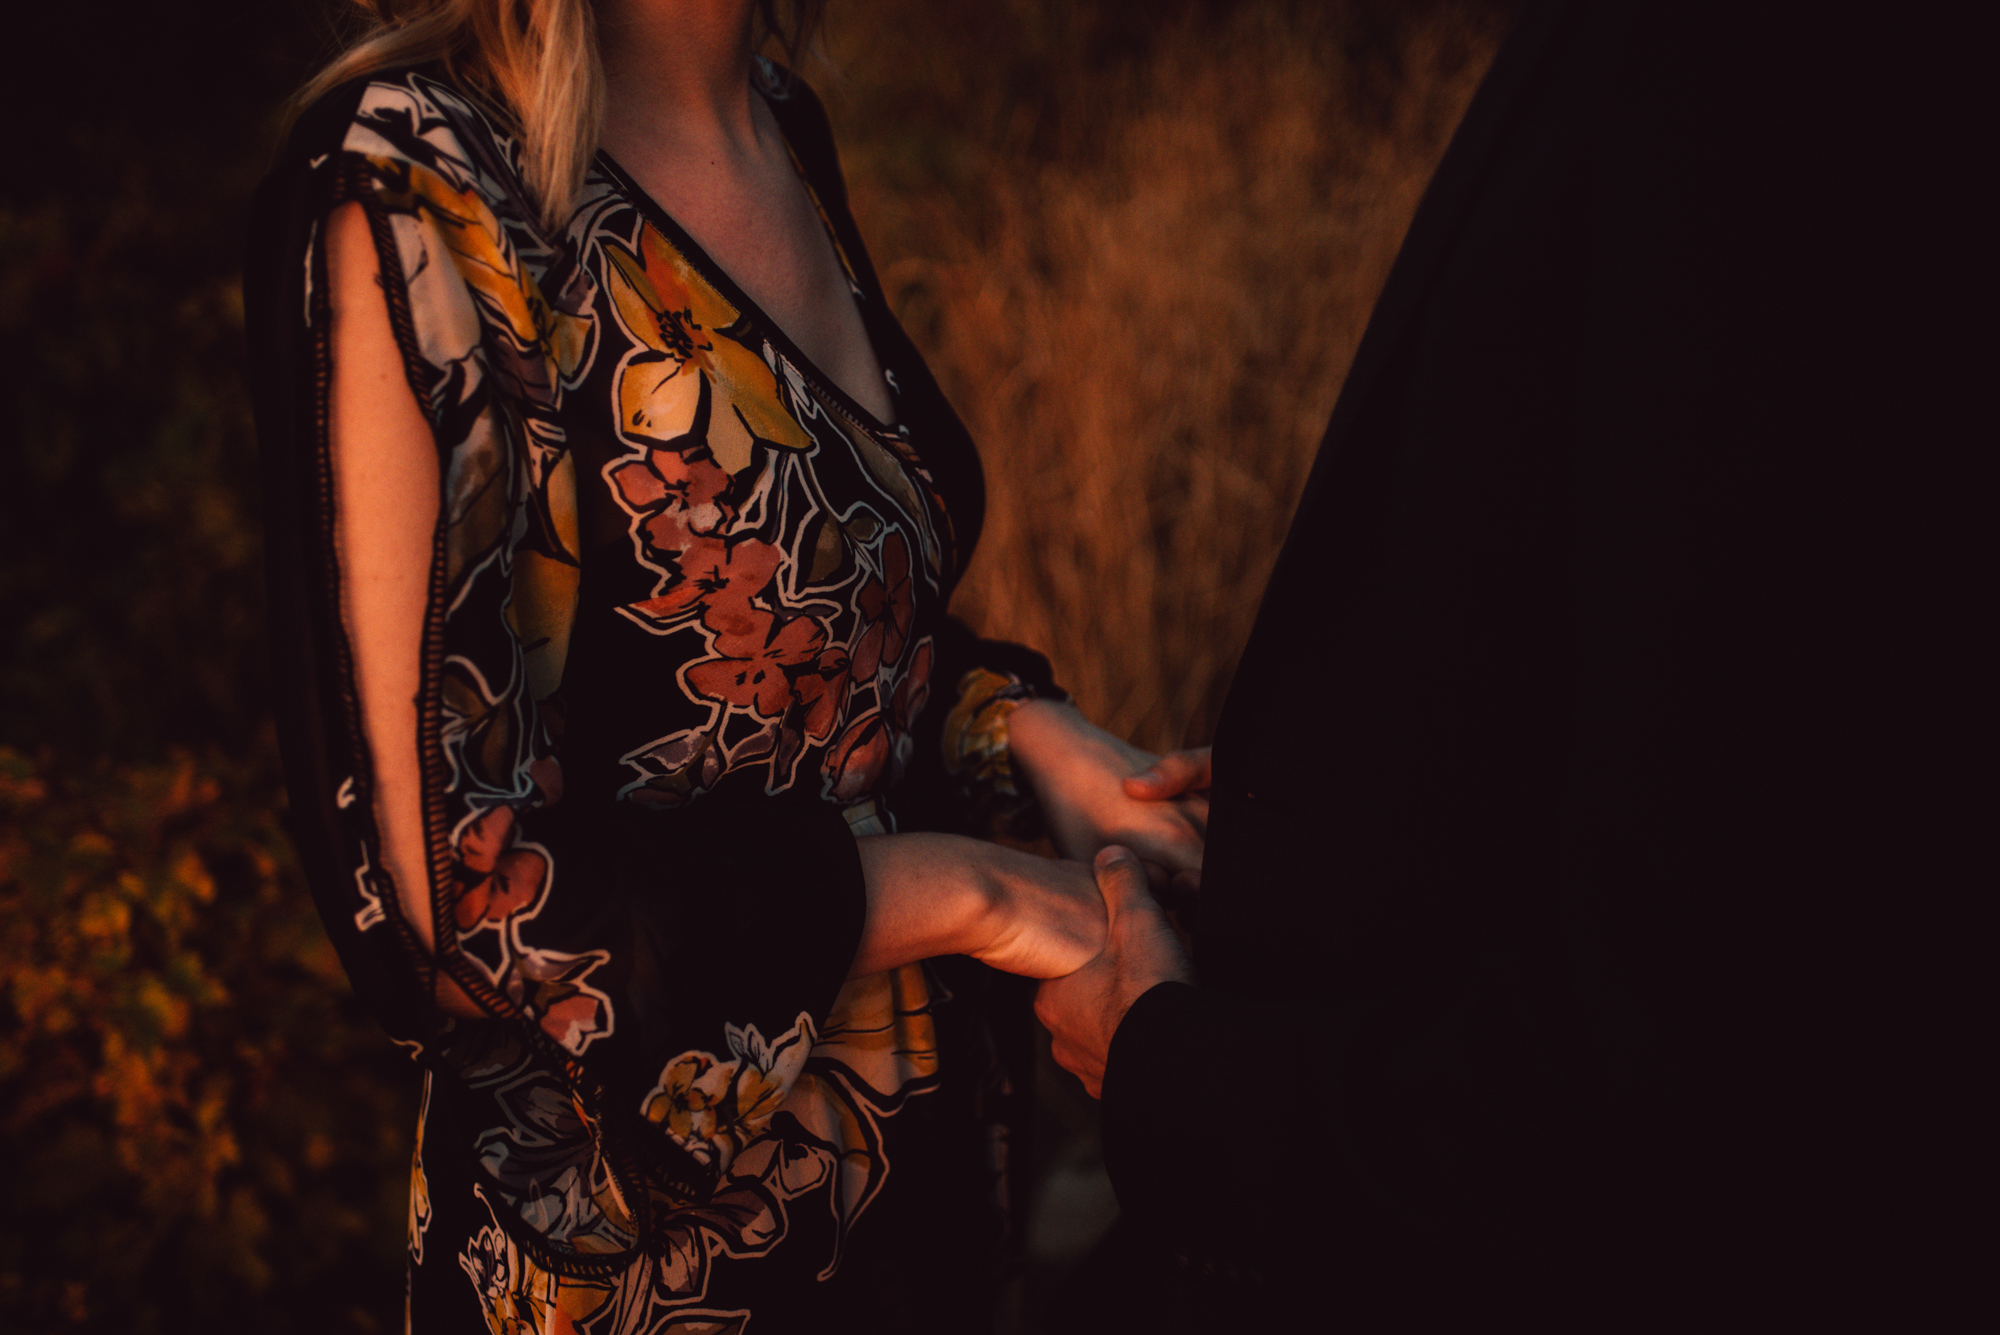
left=1103, top=979, right=1200, bottom=1103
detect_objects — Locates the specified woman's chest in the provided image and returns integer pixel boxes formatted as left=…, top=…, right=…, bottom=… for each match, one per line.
left=545, top=197, right=955, bottom=811
left=596, top=137, right=897, bottom=428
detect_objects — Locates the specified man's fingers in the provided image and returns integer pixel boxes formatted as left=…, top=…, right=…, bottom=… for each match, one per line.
left=1093, top=845, right=1152, bottom=916
left=1123, top=747, right=1212, bottom=800
left=1122, top=752, right=1192, bottom=797
left=1047, top=1036, right=1105, bottom=1098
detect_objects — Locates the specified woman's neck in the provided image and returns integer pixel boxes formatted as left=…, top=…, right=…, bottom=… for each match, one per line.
left=596, top=0, right=764, bottom=159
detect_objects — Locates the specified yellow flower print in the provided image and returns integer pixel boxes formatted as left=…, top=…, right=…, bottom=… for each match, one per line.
left=644, top=1050, right=737, bottom=1163
left=942, top=667, right=1030, bottom=798
left=601, top=223, right=811, bottom=475
left=640, top=1014, right=816, bottom=1172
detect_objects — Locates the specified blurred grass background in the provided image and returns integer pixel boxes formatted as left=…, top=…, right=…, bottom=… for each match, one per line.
left=0, top=1, right=1504, bottom=1329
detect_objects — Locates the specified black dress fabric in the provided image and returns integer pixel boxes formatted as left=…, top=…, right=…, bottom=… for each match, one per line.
left=246, top=62, right=1057, bottom=1333
left=1096, top=2, right=1985, bottom=1330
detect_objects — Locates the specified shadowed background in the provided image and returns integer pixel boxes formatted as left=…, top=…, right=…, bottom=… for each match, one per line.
left=0, top=1, right=1504, bottom=1328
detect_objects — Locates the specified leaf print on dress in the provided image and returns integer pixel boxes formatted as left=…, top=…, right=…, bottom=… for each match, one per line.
left=849, top=529, right=916, bottom=686
left=779, top=962, right=943, bottom=1281
left=595, top=978, right=944, bottom=1317
left=451, top=1025, right=638, bottom=1261
left=452, top=983, right=948, bottom=1330
left=457, top=1128, right=824, bottom=1334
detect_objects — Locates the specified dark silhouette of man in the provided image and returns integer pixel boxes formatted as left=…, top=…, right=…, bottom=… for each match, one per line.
left=1034, top=2, right=1983, bottom=1328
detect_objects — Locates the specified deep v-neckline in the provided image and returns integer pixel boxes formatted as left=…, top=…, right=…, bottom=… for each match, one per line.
left=592, top=106, right=900, bottom=439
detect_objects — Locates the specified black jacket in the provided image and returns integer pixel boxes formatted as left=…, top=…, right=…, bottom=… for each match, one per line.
left=1098, top=2, right=1985, bottom=1329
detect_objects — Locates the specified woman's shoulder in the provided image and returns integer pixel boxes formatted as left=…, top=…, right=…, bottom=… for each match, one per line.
left=278, top=65, right=531, bottom=206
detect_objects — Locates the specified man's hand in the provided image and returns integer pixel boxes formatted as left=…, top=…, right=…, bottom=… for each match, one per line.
left=1121, top=747, right=1211, bottom=902
left=1035, top=846, right=1194, bottom=1098
left=1007, top=701, right=1210, bottom=880
left=1120, top=747, right=1212, bottom=806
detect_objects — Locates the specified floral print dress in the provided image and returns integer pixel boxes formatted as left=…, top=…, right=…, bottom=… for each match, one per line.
left=246, top=61, right=1060, bottom=1334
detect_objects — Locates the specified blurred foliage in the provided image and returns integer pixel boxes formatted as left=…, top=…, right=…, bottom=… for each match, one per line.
left=0, top=0, right=1504, bottom=1329
left=0, top=746, right=414, bottom=1332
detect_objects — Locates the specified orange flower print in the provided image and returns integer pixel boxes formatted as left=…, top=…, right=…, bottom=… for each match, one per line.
left=451, top=806, right=549, bottom=932
left=686, top=613, right=829, bottom=718
left=601, top=223, right=810, bottom=475
left=642, top=1049, right=738, bottom=1173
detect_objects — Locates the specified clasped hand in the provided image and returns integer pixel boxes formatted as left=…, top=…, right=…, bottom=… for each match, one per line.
left=1007, top=699, right=1208, bottom=892
left=849, top=703, right=1203, bottom=1096
left=1011, top=702, right=1202, bottom=1097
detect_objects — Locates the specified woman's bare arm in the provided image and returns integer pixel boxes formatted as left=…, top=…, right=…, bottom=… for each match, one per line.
left=327, top=200, right=442, bottom=956
left=851, top=833, right=1106, bottom=979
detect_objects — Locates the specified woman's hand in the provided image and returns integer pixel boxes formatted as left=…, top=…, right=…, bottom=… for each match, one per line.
left=851, top=833, right=1106, bottom=979
left=1007, top=700, right=1211, bottom=879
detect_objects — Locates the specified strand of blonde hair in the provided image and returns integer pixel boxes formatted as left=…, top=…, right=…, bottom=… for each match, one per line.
left=292, top=0, right=605, bottom=232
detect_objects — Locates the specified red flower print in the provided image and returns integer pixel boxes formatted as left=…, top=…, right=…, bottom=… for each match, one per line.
left=612, top=446, right=733, bottom=566
left=610, top=445, right=729, bottom=518
left=851, top=532, right=915, bottom=684
left=825, top=711, right=890, bottom=801
left=451, top=805, right=549, bottom=932
left=639, top=510, right=709, bottom=568
left=686, top=614, right=829, bottom=718
left=793, top=645, right=853, bottom=743
left=625, top=537, right=781, bottom=635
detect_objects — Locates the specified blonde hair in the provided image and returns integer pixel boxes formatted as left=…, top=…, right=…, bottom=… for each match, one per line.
left=295, top=0, right=824, bottom=232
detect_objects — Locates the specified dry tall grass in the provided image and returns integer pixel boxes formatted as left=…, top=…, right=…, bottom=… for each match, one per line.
left=824, top=0, right=1508, bottom=750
